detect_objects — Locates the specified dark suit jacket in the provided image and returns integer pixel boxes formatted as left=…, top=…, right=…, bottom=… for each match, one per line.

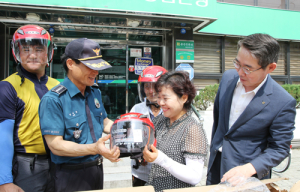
left=207, top=69, right=296, bottom=182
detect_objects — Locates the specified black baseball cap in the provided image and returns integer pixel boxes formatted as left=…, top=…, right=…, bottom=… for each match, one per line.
left=65, top=38, right=111, bottom=71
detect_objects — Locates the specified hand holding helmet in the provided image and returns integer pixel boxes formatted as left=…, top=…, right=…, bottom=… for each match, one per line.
left=143, top=144, right=158, bottom=163
left=96, top=134, right=120, bottom=162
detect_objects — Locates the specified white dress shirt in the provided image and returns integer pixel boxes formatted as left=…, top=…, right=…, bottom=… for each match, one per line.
left=219, top=75, right=268, bottom=152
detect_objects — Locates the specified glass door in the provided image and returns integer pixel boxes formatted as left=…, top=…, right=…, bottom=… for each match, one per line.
left=98, top=45, right=127, bottom=120
left=99, top=45, right=163, bottom=120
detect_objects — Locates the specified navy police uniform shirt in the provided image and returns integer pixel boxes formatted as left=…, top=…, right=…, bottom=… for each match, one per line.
left=39, top=77, right=107, bottom=164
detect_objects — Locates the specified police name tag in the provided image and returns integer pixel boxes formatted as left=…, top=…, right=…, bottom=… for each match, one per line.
left=73, top=129, right=82, bottom=139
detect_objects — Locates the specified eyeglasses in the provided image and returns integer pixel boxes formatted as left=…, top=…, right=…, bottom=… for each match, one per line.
left=233, top=60, right=262, bottom=75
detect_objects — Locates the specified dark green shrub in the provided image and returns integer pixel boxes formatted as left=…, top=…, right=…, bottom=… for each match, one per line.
left=195, top=83, right=300, bottom=111
left=194, top=84, right=219, bottom=110
left=281, top=84, right=300, bottom=107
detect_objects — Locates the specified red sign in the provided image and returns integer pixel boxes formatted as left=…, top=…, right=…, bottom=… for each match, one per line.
left=129, top=65, right=135, bottom=72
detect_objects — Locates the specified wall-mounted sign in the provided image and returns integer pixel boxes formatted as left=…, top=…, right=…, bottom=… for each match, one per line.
left=176, top=51, right=194, bottom=62
left=143, top=47, right=152, bottom=58
left=176, top=40, right=194, bottom=49
left=134, top=57, right=153, bottom=75
left=129, top=65, right=135, bottom=72
left=130, top=48, right=142, bottom=57
left=176, top=40, right=194, bottom=63
left=175, top=63, right=194, bottom=80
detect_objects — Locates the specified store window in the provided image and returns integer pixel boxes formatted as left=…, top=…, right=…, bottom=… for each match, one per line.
left=193, top=35, right=221, bottom=73
left=290, top=42, right=300, bottom=76
left=217, top=0, right=254, bottom=6
left=98, top=46, right=163, bottom=119
left=272, top=41, right=286, bottom=75
left=289, top=0, right=300, bottom=11
left=257, top=0, right=286, bottom=9
left=224, top=37, right=241, bottom=71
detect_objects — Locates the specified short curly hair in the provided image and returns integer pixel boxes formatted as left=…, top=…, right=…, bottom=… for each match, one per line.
left=155, top=71, right=196, bottom=111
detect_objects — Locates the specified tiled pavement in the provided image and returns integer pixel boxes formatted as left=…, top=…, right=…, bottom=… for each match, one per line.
left=271, top=149, right=300, bottom=191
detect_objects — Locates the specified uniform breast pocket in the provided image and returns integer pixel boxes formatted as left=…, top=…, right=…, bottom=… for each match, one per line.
left=65, top=115, right=88, bottom=144
left=94, top=114, right=103, bottom=124
left=94, top=114, right=104, bottom=134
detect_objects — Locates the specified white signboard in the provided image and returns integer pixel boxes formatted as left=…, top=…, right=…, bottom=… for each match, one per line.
left=144, top=47, right=152, bottom=58
left=130, top=48, right=142, bottom=57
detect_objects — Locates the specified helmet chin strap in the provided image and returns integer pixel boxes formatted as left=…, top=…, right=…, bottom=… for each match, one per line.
left=16, top=63, right=25, bottom=86
left=146, top=99, right=160, bottom=108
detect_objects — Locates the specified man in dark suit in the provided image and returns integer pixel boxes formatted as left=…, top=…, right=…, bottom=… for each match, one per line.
left=206, top=33, right=296, bottom=185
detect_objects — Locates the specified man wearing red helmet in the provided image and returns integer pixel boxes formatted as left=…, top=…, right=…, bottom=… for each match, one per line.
left=130, top=65, right=167, bottom=187
left=0, top=25, right=59, bottom=192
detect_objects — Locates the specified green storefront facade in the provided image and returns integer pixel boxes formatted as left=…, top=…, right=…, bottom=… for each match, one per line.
left=1, top=0, right=300, bottom=118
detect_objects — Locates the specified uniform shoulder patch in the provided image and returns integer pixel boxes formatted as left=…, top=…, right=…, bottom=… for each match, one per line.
left=51, top=85, right=67, bottom=95
left=92, top=83, right=99, bottom=88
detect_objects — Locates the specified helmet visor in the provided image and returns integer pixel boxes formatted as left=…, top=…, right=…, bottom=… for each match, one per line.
left=110, top=119, right=155, bottom=154
left=138, top=82, right=158, bottom=103
left=12, top=38, right=53, bottom=65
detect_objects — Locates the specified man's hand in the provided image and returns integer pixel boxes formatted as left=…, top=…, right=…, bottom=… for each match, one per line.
left=0, top=183, right=24, bottom=192
left=96, top=134, right=120, bottom=162
left=143, top=145, right=158, bottom=163
left=221, top=163, right=256, bottom=185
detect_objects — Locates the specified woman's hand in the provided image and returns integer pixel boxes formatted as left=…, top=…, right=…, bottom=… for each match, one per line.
left=143, top=144, right=158, bottom=163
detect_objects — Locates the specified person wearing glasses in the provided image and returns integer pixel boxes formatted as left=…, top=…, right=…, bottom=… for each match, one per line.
left=206, top=33, right=296, bottom=185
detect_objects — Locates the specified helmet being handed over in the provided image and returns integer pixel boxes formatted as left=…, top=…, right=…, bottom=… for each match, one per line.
left=110, top=112, right=156, bottom=158
left=11, top=25, right=54, bottom=66
left=138, top=65, right=167, bottom=104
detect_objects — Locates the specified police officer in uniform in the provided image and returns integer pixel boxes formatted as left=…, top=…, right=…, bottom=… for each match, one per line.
left=39, top=38, right=120, bottom=192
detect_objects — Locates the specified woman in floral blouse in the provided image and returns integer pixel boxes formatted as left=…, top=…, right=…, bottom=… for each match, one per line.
left=143, top=71, right=208, bottom=192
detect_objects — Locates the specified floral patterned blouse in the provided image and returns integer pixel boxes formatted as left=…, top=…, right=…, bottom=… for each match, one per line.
left=147, top=110, right=208, bottom=192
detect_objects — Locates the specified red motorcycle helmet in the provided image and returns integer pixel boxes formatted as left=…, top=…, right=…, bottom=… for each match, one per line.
left=138, top=65, right=167, bottom=103
left=11, top=25, right=54, bottom=66
left=110, top=112, right=156, bottom=158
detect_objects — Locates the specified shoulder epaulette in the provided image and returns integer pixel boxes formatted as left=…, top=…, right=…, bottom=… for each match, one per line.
left=92, top=83, right=99, bottom=88
left=51, top=85, right=67, bottom=95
